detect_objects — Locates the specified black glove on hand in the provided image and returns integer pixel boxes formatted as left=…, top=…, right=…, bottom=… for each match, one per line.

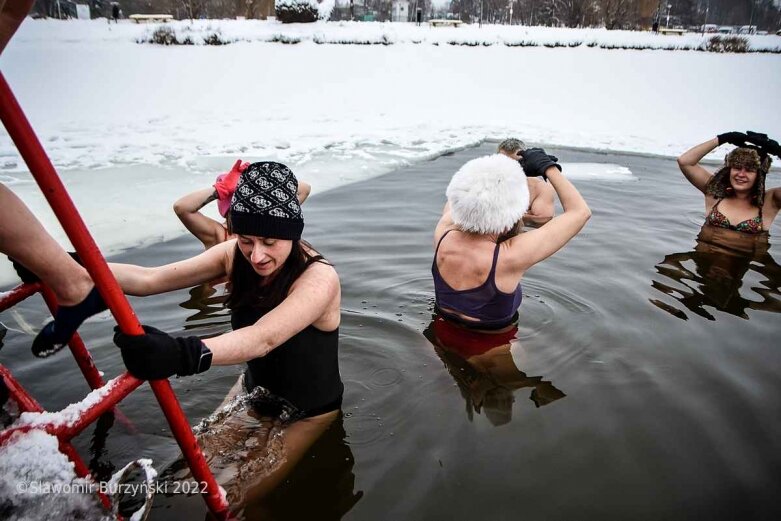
left=746, top=130, right=781, bottom=158
left=717, top=131, right=748, bottom=147
left=114, top=325, right=212, bottom=380
left=520, top=148, right=562, bottom=180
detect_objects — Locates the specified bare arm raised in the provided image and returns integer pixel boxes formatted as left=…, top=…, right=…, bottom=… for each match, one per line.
left=677, top=138, right=720, bottom=194
left=173, top=187, right=225, bottom=249
left=509, top=163, right=591, bottom=272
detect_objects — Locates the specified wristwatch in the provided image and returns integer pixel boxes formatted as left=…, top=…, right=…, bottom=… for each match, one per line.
left=196, top=343, right=213, bottom=374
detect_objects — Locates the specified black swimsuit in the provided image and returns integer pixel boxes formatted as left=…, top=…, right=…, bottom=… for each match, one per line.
left=232, top=307, right=343, bottom=418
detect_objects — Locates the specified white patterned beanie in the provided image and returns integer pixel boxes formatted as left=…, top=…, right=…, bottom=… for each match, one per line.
left=446, top=154, right=529, bottom=235
left=229, top=162, right=304, bottom=240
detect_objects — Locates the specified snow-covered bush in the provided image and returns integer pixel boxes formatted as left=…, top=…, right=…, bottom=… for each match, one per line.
left=203, top=31, right=226, bottom=45
left=706, top=35, right=749, bottom=53
left=269, top=34, right=302, bottom=44
left=148, top=25, right=177, bottom=45
left=276, top=0, right=319, bottom=24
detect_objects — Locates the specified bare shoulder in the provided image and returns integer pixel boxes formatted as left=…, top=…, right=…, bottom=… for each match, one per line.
left=220, top=238, right=238, bottom=274
left=526, top=177, right=541, bottom=189
left=537, top=179, right=555, bottom=194
left=292, top=258, right=340, bottom=295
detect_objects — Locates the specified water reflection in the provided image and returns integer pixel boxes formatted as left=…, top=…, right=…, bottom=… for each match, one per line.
left=178, top=282, right=231, bottom=332
left=88, top=412, right=117, bottom=482
left=242, top=415, right=362, bottom=521
left=423, top=316, right=565, bottom=426
left=651, top=224, right=781, bottom=320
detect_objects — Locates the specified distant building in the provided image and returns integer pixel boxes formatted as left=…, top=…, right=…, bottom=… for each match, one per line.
left=392, top=0, right=409, bottom=22
left=75, top=3, right=90, bottom=19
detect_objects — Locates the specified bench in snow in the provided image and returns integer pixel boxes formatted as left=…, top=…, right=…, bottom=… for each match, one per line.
left=129, top=14, right=174, bottom=23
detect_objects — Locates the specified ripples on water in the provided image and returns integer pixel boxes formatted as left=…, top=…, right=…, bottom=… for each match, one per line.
left=1, top=145, right=780, bottom=520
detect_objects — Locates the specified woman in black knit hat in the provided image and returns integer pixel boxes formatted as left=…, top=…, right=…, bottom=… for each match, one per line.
left=678, top=132, right=781, bottom=234
left=109, top=162, right=342, bottom=505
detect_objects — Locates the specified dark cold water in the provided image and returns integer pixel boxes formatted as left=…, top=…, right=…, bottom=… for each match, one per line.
left=1, top=144, right=780, bottom=520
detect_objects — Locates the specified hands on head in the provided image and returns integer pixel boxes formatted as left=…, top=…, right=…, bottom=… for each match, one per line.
left=214, top=159, right=250, bottom=205
left=718, top=130, right=781, bottom=159
left=518, top=148, right=561, bottom=181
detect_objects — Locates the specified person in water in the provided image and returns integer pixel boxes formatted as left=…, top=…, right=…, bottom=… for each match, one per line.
left=651, top=222, right=781, bottom=320
left=496, top=138, right=556, bottom=222
left=174, top=159, right=311, bottom=249
left=110, top=162, right=341, bottom=505
left=677, top=132, right=781, bottom=234
left=432, top=150, right=591, bottom=330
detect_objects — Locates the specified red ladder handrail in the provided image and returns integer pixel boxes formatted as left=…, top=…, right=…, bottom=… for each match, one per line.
left=0, top=71, right=230, bottom=518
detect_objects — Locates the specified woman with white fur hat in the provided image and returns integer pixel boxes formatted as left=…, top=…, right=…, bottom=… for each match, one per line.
left=432, top=150, right=591, bottom=330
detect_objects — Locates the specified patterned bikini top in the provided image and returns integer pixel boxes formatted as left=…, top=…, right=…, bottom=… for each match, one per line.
left=705, top=199, right=764, bottom=235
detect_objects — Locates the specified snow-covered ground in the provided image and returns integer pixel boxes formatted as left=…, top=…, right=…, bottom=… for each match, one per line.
left=0, top=18, right=780, bottom=285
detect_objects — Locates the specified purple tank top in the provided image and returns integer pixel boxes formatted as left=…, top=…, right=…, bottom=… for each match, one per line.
left=432, top=230, right=523, bottom=328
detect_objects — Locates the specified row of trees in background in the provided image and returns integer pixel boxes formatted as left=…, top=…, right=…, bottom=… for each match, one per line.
left=447, top=0, right=781, bottom=30
left=32, top=1, right=274, bottom=20
left=31, top=0, right=781, bottom=31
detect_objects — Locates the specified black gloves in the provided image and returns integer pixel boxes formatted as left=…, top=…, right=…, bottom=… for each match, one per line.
left=745, top=131, right=781, bottom=158
left=114, top=325, right=212, bottom=380
left=519, top=148, right=562, bottom=180
left=717, top=131, right=748, bottom=147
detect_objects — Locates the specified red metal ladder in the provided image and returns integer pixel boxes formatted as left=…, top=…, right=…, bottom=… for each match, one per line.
left=0, top=71, right=230, bottom=518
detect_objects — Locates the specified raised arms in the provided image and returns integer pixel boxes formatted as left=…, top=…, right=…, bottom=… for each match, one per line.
left=510, top=153, right=591, bottom=271
left=173, top=187, right=225, bottom=249
left=677, top=137, right=720, bottom=194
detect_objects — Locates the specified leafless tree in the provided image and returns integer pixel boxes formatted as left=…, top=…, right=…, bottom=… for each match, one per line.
left=598, top=0, right=636, bottom=29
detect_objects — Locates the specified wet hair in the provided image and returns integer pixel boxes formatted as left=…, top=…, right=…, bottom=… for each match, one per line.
left=497, top=138, right=527, bottom=155
left=705, top=148, right=772, bottom=207
left=226, top=239, right=329, bottom=311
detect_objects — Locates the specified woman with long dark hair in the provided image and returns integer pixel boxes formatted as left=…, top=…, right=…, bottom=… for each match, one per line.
left=677, top=132, right=781, bottom=234
left=109, top=162, right=341, bottom=505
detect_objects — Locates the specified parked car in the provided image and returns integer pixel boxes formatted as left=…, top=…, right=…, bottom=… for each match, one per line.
left=701, top=24, right=718, bottom=33
left=718, top=26, right=734, bottom=34
left=737, top=25, right=757, bottom=35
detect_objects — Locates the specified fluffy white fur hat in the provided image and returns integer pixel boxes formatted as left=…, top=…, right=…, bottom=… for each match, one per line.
left=446, top=154, right=529, bottom=235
